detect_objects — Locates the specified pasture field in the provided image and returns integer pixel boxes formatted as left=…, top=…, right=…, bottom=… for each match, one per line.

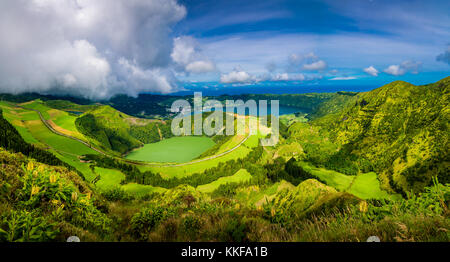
left=141, top=142, right=252, bottom=178
left=196, top=169, right=252, bottom=193
left=20, top=100, right=52, bottom=119
left=299, top=162, right=395, bottom=200
left=94, top=167, right=126, bottom=190
left=25, top=119, right=97, bottom=156
left=126, top=136, right=215, bottom=163
left=53, top=150, right=97, bottom=182
left=121, top=183, right=167, bottom=195
left=348, top=172, right=400, bottom=200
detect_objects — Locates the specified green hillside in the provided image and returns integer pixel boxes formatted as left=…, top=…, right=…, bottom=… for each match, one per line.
left=75, top=105, right=172, bottom=154
left=289, top=77, right=449, bottom=194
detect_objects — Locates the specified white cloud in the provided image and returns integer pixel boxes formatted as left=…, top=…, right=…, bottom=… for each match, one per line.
left=383, top=60, right=422, bottom=76
left=185, top=61, right=216, bottom=74
left=287, top=52, right=326, bottom=72
left=171, top=36, right=216, bottom=74
left=0, top=0, right=187, bottom=99
left=302, top=60, right=327, bottom=71
left=220, top=70, right=254, bottom=83
left=363, top=66, right=379, bottom=76
left=272, top=73, right=290, bottom=81
left=384, top=65, right=405, bottom=76
left=330, top=76, right=357, bottom=80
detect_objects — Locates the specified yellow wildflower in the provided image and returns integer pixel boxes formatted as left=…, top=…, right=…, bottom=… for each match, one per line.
left=71, top=192, right=78, bottom=202
left=49, top=174, right=57, bottom=183
left=51, top=199, right=60, bottom=205
left=31, top=186, right=40, bottom=196
left=86, top=192, right=91, bottom=200
left=37, top=165, right=45, bottom=173
left=256, top=206, right=263, bottom=212
left=359, top=201, right=368, bottom=213
left=60, top=204, right=65, bottom=209
left=271, top=208, right=276, bottom=217
left=26, top=162, right=34, bottom=171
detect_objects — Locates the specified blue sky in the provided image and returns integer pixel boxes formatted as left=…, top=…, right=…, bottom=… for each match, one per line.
left=174, top=0, right=450, bottom=87
left=0, top=1, right=449, bottom=99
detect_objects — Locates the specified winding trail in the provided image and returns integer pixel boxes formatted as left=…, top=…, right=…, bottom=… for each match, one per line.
left=14, top=103, right=251, bottom=167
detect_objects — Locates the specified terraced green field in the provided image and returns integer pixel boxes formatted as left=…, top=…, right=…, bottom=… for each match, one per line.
left=196, top=169, right=252, bottom=193
left=126, top=136, right=215, bottom=163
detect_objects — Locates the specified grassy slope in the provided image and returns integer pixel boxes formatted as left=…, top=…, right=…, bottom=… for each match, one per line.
left=289, top=77, right=449, bottom=194
left=0, top=101, right=98, bottom=181
left=196, top=169, right=252, bottom=193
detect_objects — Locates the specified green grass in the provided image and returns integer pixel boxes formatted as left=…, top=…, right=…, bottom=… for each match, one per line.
left=348, top=172, right=401, bottom=200
left=142, top=145, right=251, bottom=178
left=196, top=169, right=252, bottom=193
left=94, top=167, right=126, bottom=190
left=300, top=162, right=354, bottom=191
left=121, top=183, right=167, bottom=195
left=20, top=100, right=52, bottom=119
left=27, top=120, right=96, bottom=156
left=299, top=162, right=396, bottom=200
left=126, top=136, right=215, bottom=163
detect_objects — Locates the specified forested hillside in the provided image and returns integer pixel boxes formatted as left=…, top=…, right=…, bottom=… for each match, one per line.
left=289, top=77, right=450, bottom=194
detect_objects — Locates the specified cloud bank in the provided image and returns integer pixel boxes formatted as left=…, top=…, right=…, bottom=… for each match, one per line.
left=383, top=60, right=422, bottom=76
left=0, top=0, right=188, bottom=99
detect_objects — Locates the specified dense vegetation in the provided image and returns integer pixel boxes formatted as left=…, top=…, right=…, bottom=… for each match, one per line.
left=287, top=77, right=450, bottom=195
left=0, top=149, right=448, bottom=242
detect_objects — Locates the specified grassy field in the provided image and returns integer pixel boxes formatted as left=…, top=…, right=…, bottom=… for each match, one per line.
left=126, top=136, right=215, bottom=163
left=196, top=169, right=252, bottom=193
left=1, top=101, right=99, bottom=181
left=94, top=167, right=126, bottom=190
left=121, top=183, right=167, bottom=195
left=348, top=172, right=400, bottom=200
left=299, top=162, right=396, bottom=200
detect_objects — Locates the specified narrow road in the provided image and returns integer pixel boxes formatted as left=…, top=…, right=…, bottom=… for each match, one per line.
left=14, top=103, right=251, bottom=167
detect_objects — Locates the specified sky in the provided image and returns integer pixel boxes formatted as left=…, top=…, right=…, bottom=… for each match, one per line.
left=0, top=0, right=449, bottom=99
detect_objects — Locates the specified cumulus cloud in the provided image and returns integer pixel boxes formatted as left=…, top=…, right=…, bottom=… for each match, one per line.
left=436, top=45, right=450, bottom=65
left=302, top=60, right=327, bottom=71
left=171, top=36, right=216, bottom=74
left=0, top=0, right=187, bottom=99
left=220, top=69, right=254, bottom=83
left=363, top=66, right=379, bottom=76
left=287, top=52, right=327, bottom=72
left=383, top=60, right=422, bottom=76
